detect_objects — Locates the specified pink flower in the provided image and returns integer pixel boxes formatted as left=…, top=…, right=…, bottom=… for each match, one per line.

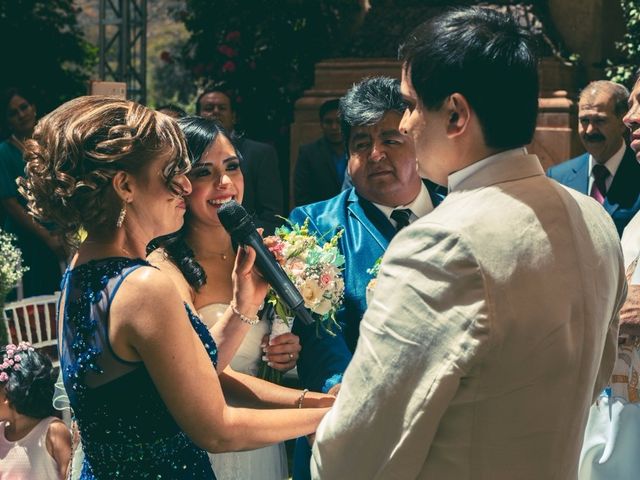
left=320, top=273, right=332, bottom=287
left=226, top=31, right=241, bottom=42
left=0, top=372, right=8, bottom=382
left=13, top=364, right=19, bottom=371
left=217, top=45, right=238, bottom=58
left=13, top=355, right=21, bottom=362
left=222, top=61, right=236, bottom=73
left=286, top=258, right=306, bottom=276
left=264, top=236, right=286, bottom=264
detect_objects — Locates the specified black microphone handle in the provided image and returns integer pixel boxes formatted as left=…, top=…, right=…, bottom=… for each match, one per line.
left=242, top=230, right=315, bottom=326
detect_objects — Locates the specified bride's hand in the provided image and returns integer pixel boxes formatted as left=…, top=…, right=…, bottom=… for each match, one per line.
left=261, top=332, right=301, bottom=372
left=232, top=245, right=269, bottom=316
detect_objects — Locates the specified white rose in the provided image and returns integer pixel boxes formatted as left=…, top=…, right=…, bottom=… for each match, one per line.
left=300, top=279, right=323, bottom=306
left=312, top=298, right=333, bottom=315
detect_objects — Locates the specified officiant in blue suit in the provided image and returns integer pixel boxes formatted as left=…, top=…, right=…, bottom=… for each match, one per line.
left=288, top=76, right=445, bottom=480
left=547, top=80, right=640, bottom=237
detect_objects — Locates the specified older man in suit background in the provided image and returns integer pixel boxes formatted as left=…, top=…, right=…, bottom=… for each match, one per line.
left=311, top=8, right=626, bottom=479
left=289, top=76, right=444, bottom=480
left=547, top=80, right=640, bottom=237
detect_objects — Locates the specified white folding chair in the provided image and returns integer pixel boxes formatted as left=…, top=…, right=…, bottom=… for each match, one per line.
left=2, top=292, right=60, bottom=367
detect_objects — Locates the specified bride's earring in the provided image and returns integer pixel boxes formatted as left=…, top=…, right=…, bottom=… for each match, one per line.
left=116, top=203, right=127, bottom=228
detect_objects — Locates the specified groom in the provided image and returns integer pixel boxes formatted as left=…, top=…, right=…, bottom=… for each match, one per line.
left=310, top=7, right=627, bottom=479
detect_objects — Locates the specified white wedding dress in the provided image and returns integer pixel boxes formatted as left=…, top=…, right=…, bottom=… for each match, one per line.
left=199, top=303, right=289, bottom=480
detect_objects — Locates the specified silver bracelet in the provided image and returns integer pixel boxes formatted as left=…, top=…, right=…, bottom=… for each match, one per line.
left=297, top=388, right=309, bottom=409
left=230, top=301, right=260, bottom=325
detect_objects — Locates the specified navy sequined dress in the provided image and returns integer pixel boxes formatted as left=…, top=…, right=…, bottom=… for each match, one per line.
left=58, top=257, right=218, bottom=479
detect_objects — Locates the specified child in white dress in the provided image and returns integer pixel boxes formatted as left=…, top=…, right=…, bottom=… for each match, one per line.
left=0, top=342, right=71, bottom=479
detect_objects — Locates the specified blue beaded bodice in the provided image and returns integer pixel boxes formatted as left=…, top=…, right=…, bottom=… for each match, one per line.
left=59, top=257, right=218, bottom=479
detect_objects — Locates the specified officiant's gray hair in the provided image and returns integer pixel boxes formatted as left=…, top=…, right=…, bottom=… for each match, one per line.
left=339, top=76, right=406, bottom=154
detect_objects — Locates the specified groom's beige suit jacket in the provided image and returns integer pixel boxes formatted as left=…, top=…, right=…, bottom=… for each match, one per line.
left=311, top=149, right=627, bottom=479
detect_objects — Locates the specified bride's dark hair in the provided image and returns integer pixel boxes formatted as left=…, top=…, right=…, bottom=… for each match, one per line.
left=148, top=116, right=240, bottom=290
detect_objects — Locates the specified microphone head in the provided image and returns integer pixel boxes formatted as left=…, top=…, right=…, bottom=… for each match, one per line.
left=217, top=200, right=257, bottom=242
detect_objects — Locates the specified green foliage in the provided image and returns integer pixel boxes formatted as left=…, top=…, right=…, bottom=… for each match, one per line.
left=0, top=230, right=28, bottom=345
left=0, top=230, right=28, bottom=301
left=0, top=0, right=96, bottom=118
left=180, top=0, right=360, bottom=141
left=146, top=2, right=195, bottom=111
left=606, top=0, right=640, bottom=86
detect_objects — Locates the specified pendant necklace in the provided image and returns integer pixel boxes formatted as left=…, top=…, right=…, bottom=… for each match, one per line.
left=211, top=250, right=231, bottom=261
left=203, top=247, right=234, bottom=261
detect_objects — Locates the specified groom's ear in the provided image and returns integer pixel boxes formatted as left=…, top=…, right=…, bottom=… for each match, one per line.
left=445, top=93, right=471, bottom=137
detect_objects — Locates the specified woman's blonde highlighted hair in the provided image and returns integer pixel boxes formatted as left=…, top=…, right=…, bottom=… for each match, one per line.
left=19, top=96, right=189, bottom=248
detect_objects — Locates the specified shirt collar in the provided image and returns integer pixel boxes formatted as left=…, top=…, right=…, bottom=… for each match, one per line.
left=448, top=147, right=528, bottom=192
left=588, top=141, right=625, bottom=178
left=371, top=182, right=434, bottom=224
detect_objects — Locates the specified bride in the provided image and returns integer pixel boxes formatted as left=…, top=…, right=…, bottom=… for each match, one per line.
left=149, top=116, right=300, bottom=479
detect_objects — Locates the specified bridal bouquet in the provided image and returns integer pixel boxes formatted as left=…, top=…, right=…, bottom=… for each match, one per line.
left=258, top=219, right=345, bottom=383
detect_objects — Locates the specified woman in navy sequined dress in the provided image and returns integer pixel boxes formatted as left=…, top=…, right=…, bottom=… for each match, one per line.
left=18, top=96, right=333, bottom=479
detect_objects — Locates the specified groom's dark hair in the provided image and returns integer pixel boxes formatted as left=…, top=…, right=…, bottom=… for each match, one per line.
left=399, top=6, right=539, bottom=149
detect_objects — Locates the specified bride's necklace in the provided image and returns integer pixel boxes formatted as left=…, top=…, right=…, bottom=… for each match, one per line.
left=199, top=244, right=234, bottom=261
left=202, top=249, right=233, bottom=261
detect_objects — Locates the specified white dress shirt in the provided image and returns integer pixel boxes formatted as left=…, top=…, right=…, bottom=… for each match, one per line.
left=371, top=182, right=434, bottom=229
left=588, top=141, right=625, bottom=193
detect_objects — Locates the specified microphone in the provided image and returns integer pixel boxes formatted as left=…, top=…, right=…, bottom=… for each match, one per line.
left=217, top=201, right=315, bottom=326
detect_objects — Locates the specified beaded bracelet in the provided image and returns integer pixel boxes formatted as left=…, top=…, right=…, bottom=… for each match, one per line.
left=297, top=388, right=309, bottom=409
left=230, top=301, right=260, bottom=325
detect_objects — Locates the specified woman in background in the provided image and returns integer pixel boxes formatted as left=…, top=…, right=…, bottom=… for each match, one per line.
left=0, top=87, right=63, bottom=299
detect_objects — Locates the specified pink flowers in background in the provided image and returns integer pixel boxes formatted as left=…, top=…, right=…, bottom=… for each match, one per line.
left=222, top=61, right=236, bottom=73
left=218, top=45, right=238, bottom=58
left=225, top=31, right=241, bottom=42
left=217, top=30, right=241, bottom=74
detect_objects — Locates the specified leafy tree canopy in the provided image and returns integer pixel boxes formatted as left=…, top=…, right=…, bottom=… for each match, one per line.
left=181, top=0, right=360, bottom=142
left=0, top=0, right=96, bottom=120
left=607, top=0, right=640, bottom=87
